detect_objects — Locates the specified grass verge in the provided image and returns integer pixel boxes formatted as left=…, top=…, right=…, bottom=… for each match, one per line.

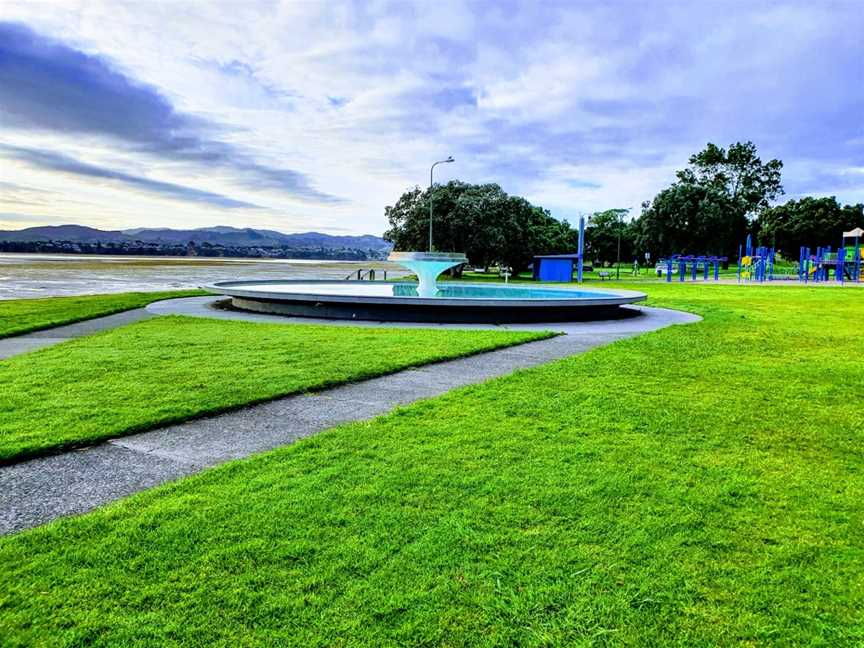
left=1, top=285, right=862, bottom=644
left=0, top=315, right=549, bottom=463
left=0, top=290, right=207, bottom=338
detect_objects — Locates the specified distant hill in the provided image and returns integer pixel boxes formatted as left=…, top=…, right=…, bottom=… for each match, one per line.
left=0, top=224, right=130, bottom=243
left=0, top=224, right=391, bottom=251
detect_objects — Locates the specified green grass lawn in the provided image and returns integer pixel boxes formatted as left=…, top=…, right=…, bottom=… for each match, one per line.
left=0, top=316, right=548, bottom=464
left=1, top=285, right=863, bottom=645
left=0, top=290, right=206, bottom=338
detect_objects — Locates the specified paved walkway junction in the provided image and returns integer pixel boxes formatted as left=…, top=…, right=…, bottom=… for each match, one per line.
left=0, top=297, right=699, bottom=534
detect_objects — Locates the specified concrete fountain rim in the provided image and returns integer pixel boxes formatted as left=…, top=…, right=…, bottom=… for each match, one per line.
left=201, top=279, right=647, bottom=309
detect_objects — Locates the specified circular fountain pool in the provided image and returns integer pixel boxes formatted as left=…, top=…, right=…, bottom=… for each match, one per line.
left=202, top=280, right=647, bottom=323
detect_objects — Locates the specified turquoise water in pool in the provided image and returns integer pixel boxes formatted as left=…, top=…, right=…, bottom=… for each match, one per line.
left=392, top=283, right=618, bottom=299
left=222, top=281, right=622, bottom=300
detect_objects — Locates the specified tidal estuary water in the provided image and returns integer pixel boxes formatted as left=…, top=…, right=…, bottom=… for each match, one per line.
left=0, top=253, right=402, bottom=300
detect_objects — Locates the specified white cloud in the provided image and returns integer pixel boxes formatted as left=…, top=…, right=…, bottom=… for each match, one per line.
left=1, top=0, right=862, bottom=234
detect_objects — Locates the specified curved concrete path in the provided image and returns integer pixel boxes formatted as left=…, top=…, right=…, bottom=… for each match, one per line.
left=0, top=298, right=699, bottom=534
left=0, top=308, right=153, bottom=360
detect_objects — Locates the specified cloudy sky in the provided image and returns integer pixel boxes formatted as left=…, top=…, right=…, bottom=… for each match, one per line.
left=1, top=1, right=862, bottom=235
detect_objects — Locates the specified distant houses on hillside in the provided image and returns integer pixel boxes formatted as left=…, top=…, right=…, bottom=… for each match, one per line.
left=0, top=224, right=392, bottom=260
left=0, top=239, right=388, bottom=260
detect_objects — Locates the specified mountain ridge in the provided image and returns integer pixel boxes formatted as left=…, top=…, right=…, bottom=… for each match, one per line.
left=0, top=224, right=391, bottom=251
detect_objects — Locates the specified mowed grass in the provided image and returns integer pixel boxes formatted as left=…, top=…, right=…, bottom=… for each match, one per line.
left=0, top=316, right=549, bottom=463
left=1, top=285, right=863, bottom=645
left=0, top=290, right=206, bottom=338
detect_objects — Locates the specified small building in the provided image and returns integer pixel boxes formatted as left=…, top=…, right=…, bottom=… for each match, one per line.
left=532, top=254, right=581, bottom=282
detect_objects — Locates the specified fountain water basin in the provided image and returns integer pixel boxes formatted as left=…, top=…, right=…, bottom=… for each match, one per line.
left=387, top=251, right=468, bottom=296
left=202, top=278, right=647, bottom=324
left=202, top=236, right=647, bottom=324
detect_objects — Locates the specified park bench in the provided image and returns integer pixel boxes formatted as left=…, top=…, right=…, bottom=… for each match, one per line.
left=598, top=271, right=611, bottom=280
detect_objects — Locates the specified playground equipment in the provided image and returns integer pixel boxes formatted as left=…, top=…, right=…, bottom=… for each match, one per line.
left=736, top=232, right=862, bottom=284
left=737, top=234, right=775, bottom=283
left=841, top=227, right=863, bottom=283
left=798, top=245, right=862, bottom=284
left=661, top=254, right=727, bottom=282
left=738, top=246, right=775, bottom=283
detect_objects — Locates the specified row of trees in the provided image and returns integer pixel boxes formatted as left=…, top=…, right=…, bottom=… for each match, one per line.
left=592, top=198, right=864, bottom=268
left=592, top=142, right=863, bottom=264
left=757, top=197, right=863, bottom=256
left=384, top=142, right=864, bottom=271
left=635, top=141, right=781, bottom=262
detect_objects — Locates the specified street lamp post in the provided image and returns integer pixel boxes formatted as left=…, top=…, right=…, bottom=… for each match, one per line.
left=616, top=206, right=632, bottom=280
left=429, top=156, right=454, bottom=252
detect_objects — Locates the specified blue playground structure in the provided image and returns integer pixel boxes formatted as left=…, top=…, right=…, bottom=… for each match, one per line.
left=737, top=235, right=776, bottom=283
left=661, top=254, right=727, bottom=282
left=737, top=231, right=862, bottom=284
left=798, top=245, right=863, bottom=284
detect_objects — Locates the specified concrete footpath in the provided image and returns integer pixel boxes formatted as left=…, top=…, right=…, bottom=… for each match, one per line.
left=0, top=298, right=699, bottom=534
left=0, top=309, right=154, bottom=360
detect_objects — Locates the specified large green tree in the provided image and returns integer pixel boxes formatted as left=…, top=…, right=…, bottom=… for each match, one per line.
left=586, top=209, right=636, bottom=266
left=756, top=197, right=864, bottom=257
left=677, top=141, right=783, bottom=219
left=383, top=181, right=578, bottom=272
left=635, top=183, right=743, bottom=260
left=636, top=141, right=783, bottom=259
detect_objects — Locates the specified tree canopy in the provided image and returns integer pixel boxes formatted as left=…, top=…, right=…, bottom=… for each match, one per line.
left=383, top=181, right=578, bottom=272
left=677, top=141, right=783, bottom=219
left=586, top=209, right=635, bottom=266
left=756, top=197, right=864, bottom=257
left=635, top=183, right=743, bottom=260
left=635, top=141, right=782, bottom=259
left=383, top=143, right=860, bottom=270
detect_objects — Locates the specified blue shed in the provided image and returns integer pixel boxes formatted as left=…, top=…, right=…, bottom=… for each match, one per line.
left=533, top=254, right=581, bottom=282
